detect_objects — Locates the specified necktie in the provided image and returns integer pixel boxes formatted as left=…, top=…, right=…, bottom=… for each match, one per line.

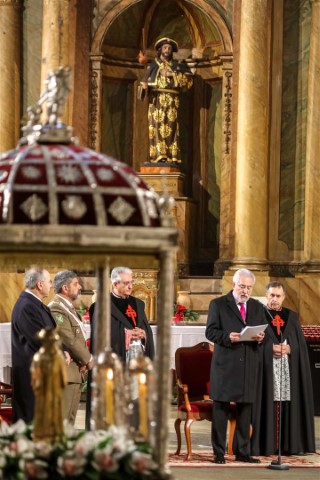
left=239, top=303, right=246, bottom=323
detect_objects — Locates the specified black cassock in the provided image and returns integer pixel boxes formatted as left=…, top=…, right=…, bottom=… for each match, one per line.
left=251, top=307, right=315, bottom=455
left=109, top=294, right=154, bottom=362
left=86, top=295, right=154, bottom=429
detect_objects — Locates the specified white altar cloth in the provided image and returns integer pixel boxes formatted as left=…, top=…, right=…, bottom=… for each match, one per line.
left=0, top=323, right=12, bottom=383
left=151, top=325, right=208, bottom=369
left=0, top=323, right=208, bottom=377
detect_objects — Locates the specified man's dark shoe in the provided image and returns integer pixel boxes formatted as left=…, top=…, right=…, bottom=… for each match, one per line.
left=235, top=454, right=261, bottom=463
left=213, top=454, right=226, bottom=464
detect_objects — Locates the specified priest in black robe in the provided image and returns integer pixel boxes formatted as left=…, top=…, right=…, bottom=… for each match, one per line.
left=89, top=266, right=154, bottom=362
left=251, top=281, right=315, bottom=455
left=85, top=267, right=154, bottom=428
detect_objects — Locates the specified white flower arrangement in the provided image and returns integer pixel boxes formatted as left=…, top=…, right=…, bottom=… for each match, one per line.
left=0, top=420, right=158, bottom=479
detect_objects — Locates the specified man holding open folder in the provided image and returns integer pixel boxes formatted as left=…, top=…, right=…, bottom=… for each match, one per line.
left=206, top=268, right=267, bottom=464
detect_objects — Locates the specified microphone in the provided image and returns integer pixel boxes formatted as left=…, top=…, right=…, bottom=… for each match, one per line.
left=263, top=302, right=289, bottom=471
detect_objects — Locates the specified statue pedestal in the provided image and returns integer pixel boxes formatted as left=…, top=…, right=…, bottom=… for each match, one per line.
left=174, top=197, right=196, bottom=276
left=139, top=170, right=185, bottom=197
left=140, top=165, right=181, bottom=173
left=139, top=170, right=196, bottom=276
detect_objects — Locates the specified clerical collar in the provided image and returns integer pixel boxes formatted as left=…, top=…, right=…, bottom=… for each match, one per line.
left=112, top=291, right=128, bottom=300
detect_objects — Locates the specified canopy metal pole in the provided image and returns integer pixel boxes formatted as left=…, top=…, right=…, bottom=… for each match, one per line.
left=153, top=249, right=175, bottom=477
left=91, top=259, right=110, bottom=429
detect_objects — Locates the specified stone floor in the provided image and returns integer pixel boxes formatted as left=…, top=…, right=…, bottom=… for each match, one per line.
left=76, top=404, right=320, bottom=480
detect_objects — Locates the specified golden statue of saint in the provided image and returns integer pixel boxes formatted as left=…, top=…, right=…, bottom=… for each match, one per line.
left=31, top=328, right=67, bottom=443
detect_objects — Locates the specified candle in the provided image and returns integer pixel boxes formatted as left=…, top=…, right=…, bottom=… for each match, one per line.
left=106, top=368, right=114, bottom=425
left=139, top=372, right=148, bottom=439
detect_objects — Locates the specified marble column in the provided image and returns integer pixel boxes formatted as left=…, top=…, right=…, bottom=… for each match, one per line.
left=153, top=250, right=174, bottom=475
left=0, top=0, right=22, bottom=151
left=232, top=0, right=270, bottom=270
left=41, top=0, right=70, bottom=121
left=304, top=0, right=320, bottom=272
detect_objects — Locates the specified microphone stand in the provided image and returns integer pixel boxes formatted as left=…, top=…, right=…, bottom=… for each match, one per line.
left=264, top=306, right=289, bottom=470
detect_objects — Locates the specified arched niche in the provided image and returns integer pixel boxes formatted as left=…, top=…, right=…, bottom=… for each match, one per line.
left=89, top=0, right=233, bottom=273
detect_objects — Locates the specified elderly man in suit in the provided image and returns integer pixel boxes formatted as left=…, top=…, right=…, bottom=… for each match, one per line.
left=49, top=270, right=93, bottom=425
left=205, top=268, right=266, bottom=464
left=11, top=267, right=56, bottom=423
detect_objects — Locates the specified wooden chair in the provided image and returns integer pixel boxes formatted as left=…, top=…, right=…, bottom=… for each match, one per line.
left=174, top=342, right=214, bottom=460
left=0, top=381, right=13, bottom=425
left=174, top=342, right=240, bottom=459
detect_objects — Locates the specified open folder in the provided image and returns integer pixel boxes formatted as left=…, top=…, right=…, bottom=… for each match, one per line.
left=240, top=324, right=268, bottom=341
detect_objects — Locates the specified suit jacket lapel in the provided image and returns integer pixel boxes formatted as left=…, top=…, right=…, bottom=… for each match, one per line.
left=226, top=291, right=243, bottom=323
left=23, top=291, right=54, bottom=325
left=39, top=301, right=56, bottom=327
left=245, top=298, right=257, bottom=326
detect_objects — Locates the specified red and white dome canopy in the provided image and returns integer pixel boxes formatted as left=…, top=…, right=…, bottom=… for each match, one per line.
left=0, top=144, right=161, bottom=227
left=0, top=67, right=165, bottom=228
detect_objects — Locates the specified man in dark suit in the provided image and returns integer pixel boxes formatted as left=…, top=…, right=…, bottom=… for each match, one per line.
left=11, top=267, right=57, bottom=423
left=205, top=268, right=266, bottom=464
left=49, top=270, right=93, bottom=425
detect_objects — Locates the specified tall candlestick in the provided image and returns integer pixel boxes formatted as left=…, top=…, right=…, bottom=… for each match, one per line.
left=139, top=372, right=148, bottom=439
left=106, top=368, right=114, bottom=425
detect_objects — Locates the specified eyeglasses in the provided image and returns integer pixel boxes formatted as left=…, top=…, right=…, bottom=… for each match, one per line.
left=236, top=284, right=253, bottom=291
left=119, top=281, right=134, bottom=286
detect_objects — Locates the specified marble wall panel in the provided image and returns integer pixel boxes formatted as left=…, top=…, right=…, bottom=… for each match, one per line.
left=287, top=274, right=320, bottom=325
left=0, top=273, right=24, bottom=323
left=279, top=0, right=311, bottom=252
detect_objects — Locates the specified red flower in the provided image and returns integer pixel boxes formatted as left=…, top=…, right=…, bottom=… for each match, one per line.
left=173, top=304, right=186, bottom=322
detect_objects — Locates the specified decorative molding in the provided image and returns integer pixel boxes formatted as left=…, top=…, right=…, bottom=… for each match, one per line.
left=214, top=260, right=309, bottom=277
left=89, top=70, right=98, bottom=150
left=223, top=71, right=232, bottom=155
left=268, top=262, right=304, bottom=277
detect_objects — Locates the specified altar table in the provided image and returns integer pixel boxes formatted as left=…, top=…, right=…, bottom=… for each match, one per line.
left=151, top=325, right=208, bottom=369
left=84, top=324, right=208, bottom=369
left=0, top=323, right=207, bottom=379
